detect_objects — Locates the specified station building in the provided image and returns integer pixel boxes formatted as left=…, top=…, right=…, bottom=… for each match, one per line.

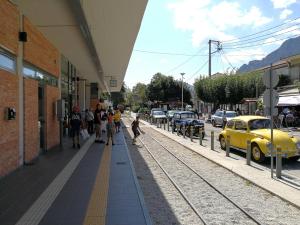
left=0, top=0, right=148, bottom=177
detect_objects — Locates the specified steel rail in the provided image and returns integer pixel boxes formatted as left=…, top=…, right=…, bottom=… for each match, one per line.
left=125, top=116, right=262, bottom=224
left=137, top=136, right=208, bottom=225
left=144, top=131, right=262, bottom=225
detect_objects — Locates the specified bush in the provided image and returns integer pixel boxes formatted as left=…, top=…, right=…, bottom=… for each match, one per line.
left=132, top=105, right=140, bottom=113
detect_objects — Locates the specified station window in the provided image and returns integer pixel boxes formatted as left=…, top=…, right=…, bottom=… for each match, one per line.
left=23, top=63, right=58, bottom=87
left=0, top=49, right=16, bottom=72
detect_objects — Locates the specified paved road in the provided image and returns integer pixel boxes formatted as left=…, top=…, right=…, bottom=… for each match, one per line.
left=141, top=117, right=300, bottom=184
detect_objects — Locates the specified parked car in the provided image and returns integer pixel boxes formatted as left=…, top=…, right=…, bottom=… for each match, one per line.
left=152, top=111, right=167, bottom=122
left=211, top=110, right=237, bottom=127
left=172, top=111, right=205, bottom=138
left=219, top=116, right=300, bottom=162
left=150, top=108, right=162, bottom=116
left=166, top=110, right=179, bottom=122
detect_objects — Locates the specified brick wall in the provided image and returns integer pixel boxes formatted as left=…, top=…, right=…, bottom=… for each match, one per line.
left=45, top=85, right=59, bottom=150
left=0, top=0, right=19, bottom=53
left=24, top=78, right=39, bottom=162
left=23, top=16, right=59, bottom=77
left=0, top=69, right=19, bottom=177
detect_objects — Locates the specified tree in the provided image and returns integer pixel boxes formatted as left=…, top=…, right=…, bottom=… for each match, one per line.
left=132, top=83, right=148, bottom=106
left=147, top=73, right=192, bottom=104
left=194, top=71, right=264, bottom=106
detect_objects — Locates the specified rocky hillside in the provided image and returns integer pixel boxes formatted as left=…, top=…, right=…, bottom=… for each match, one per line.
left=237, top=36, right=300, bottom=73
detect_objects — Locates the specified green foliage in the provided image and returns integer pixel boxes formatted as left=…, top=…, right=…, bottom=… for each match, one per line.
left=132, top=83, right=148, bottom=107
left=147, top=73, right=192, bottom=104
left=277, top=75, right=292, bottom=87
left=131, top=105, right=140, bottom=113
left=194, top=71, right=264, bottom=105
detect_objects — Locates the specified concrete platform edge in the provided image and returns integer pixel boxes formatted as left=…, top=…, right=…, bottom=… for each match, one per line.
left=121, top=129, right=153, bottom=225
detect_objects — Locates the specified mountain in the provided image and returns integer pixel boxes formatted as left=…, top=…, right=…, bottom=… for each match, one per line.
left=237, top=36, right=300, bottom=73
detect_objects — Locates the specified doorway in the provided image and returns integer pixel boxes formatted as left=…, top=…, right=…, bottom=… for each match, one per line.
left=38, top=86, right=46, bottom=153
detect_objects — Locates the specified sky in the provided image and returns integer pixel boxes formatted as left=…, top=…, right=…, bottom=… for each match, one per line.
left=124, top=0, right=300, bottom=89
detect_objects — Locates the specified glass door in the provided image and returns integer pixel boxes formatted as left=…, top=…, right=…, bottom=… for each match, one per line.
left=38, top=86, right=45, bottom=153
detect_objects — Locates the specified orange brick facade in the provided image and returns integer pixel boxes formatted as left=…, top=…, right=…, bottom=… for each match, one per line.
left=0, top=1, right=63, bottom=176
left=0, top=70, right=19, bottom=177
left=45, top=85, right=60, bottom=150
left=0, top=0, right=19, bottom=53
left=23, top=17, right=60, bottom=77
left=24, top=78, right=39, bottom=162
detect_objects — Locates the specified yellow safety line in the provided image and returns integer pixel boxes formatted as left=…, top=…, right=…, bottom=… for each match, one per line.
left=83, top=144, right=111, bottom=225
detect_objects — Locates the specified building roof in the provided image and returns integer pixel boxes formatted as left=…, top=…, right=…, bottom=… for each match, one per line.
left=13, top=0, right=148, bottom=93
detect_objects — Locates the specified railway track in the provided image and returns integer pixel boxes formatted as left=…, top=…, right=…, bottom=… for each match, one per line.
left=124, top=117, right=262, bottom=225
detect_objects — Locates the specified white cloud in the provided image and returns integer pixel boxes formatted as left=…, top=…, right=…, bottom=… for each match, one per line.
left=223, top=48, right=266, bottom=64
left=275, top=25, right=300, bottom=36
left=168, top=0, right=272, bottom=47
left=270, top=0, right=297, bottom=9
left=280, top=9, right=293, bottom=19
left=263, top=37, right=285, bottom=46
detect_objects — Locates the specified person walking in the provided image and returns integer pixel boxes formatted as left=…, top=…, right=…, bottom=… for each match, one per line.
left=131, top=115, right=144, bottom=145
left=114, top=109, right=121, bottom=133
left=94, top=103, right=105, bottom=143
left=106, top=112, right=115, bottom=145
left=222, top=110, right=227, bottom=129
left=70, top=106, right=82, bottom=148
left=85, top=108, right=94, bottom=134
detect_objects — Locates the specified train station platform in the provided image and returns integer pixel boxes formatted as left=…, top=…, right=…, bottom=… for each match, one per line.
left=0, top=130, right=151, bottom=225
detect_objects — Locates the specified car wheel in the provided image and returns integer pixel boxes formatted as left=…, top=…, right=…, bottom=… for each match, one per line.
left=251, top=143, right=265, bottom=163
left=289, top=156, right=300, bottom=162
left=219, top=135, right=226, bottom=150
left=212, top=120, right=216, bottom=127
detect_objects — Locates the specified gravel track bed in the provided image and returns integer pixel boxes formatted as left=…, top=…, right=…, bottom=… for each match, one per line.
left=140, top=132, right=257, bottom=225
left=123, top=122, right=204, bottom=225
left=146, top=127, right=300, bottom=225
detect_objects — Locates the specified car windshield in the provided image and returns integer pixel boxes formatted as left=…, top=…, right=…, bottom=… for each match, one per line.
left=226, top=112, right=237, bottom=117
left=154, top=111, right=165, bottom=115
left=168, top=111, right=176, bottom=116
left=181, top=113, right=196, bottom=119
left=249, top=119, right=271, bottom=130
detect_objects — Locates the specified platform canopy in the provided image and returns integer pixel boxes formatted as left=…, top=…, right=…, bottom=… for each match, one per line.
left=13, top=0, right=148, bottom=93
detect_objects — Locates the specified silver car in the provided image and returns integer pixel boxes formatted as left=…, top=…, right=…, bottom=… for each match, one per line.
left=211, top=110, right=237, bottom=127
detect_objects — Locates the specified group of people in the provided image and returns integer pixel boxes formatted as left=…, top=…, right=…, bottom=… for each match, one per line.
left=69, top=104, right=122, bottom=148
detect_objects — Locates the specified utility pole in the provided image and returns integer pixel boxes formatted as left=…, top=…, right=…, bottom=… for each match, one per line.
left=208, top=40, right=211, bottom=78
left=180, top=72, right=185, bottom=111
left=208, top=39, right=221, bottom=78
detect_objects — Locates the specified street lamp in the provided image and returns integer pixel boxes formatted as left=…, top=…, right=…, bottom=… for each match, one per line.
left=180, top=73, right=185, bottom=111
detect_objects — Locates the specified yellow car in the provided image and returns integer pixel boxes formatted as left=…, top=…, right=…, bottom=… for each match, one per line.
left=219, top=116, right=300, bottom=162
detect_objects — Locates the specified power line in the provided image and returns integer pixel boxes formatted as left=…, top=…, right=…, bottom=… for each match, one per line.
left=134, top=49, right=207, bottom=56
left=166, top=45, right=207, bottom=74
left=222, top=26, right=300, bottom=47
left=222, top=33, right=300, bottom=50
left=186, top=59, right=210, bottom=81
left=221, top=16, right=300, bottom=43
left=220, top=50, right=235, bottom=71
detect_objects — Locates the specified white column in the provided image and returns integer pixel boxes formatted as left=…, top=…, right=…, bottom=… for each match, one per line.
left=17, top=13, right=24, bottom=165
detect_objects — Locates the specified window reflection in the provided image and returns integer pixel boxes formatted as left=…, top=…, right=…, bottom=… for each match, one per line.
left=0, top=52, right=15, bottom=72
